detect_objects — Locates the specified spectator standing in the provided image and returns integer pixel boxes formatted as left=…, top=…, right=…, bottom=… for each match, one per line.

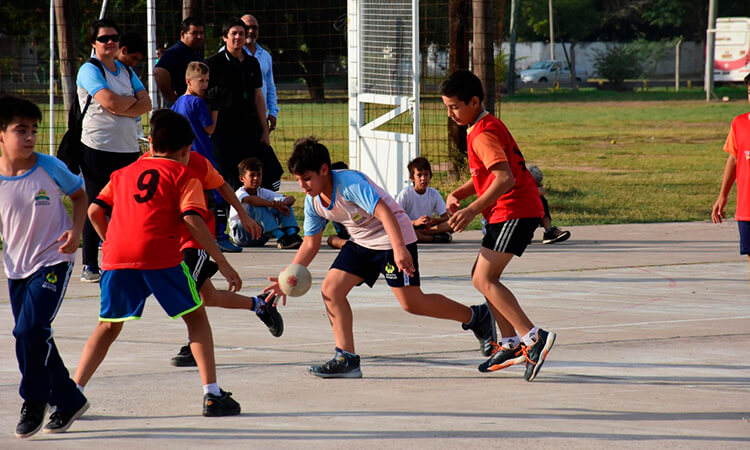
left=154, top=16, right=205, bottom=106
left=241, top=14, right=279, bottom=133
left=206, top=18, right=272, bottom=251
left=76, top=19, right=151, bottom=282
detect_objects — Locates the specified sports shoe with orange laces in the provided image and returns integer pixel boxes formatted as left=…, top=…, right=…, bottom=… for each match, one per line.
left=523, top=328, right=556, bottom=381
left=478, top=342, right=526, bottom=372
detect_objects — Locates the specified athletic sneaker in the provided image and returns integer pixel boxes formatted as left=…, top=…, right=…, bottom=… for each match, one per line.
left=203, top=390, right=241, bottom=417
left=43, top=401, right=89, bottom=434
left=461, top=303, right=497, bottom=357
left=523, top=328, right=556, bottom=382
left=277, top=235, right=301, bottom=249
left=15, top=401, right=47, bottom=438
left=80, top=265, right=101, bottom=283
left=254, top=293, right=284, bottom=337
left=542, top=227, right=571, bottom=244
left=170, top=344, right=197, bottom=367
left=217, top=236, right=242, bottom=253
left=309, top=349, right=362, bottom=378
left=478, top=342, right=525, bottom=372
left=432, top=232, right=453, bottom=243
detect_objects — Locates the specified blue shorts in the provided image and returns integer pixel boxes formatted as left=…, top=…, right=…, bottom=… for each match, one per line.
left=99, top=263, right=202, bottom=322
left=331, top=241, right=420, bottom=288
left=739, top=221, right=750, bottom=255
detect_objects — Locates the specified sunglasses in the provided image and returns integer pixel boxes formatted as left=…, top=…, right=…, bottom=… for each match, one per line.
left=95, top=34, right=120, bottom=43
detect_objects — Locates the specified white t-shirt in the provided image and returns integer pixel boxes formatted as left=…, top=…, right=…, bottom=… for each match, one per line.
left=395, top=184, right=447, bottom=220
left=0, top=153, right=83, bottom=278
left=77, top=59, right=145, bottom=153
left=303, top=170, right=416, bottom=250
left=228, top=186, right=286, bottom=225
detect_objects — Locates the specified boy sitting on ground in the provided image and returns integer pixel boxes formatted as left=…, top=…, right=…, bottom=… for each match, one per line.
left=527, top=164, right=570, bottom=244
left=395, top=156, right=453, bottom=243
left=229, top=157, right=303, bottom=249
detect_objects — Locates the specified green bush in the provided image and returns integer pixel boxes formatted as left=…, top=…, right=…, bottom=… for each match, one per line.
left=593, top=45, right=642, bottom=90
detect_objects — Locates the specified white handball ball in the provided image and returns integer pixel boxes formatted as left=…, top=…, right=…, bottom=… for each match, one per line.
left=278, top=264, right=312, bottom=297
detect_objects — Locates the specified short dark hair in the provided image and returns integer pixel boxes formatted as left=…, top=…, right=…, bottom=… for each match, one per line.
left=222, top=18, right=247, bottom=37
left=288, top=137, right=331, bottom=175
left=149, top=109, right=195, bottom=153
left=407, top=156, right=432, bottom=177
left=89, top=19, right=121, bottom=45
left=238, top=157, right=263, bottom=174
left=0, top=96, right=42, bottom=131
left=120, top=32, right=146, bottom=55
left=330, top=161, right=348, bottom=170
left=182, top=16, right=204, bottom=33
left=439, top=70, right=483, bottom=104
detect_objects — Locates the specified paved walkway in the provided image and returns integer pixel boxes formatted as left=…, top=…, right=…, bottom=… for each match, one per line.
left=0, top=221, right=748, bottom=448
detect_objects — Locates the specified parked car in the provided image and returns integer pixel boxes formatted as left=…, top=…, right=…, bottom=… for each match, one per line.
left=520, top=60, right=586, bottom=83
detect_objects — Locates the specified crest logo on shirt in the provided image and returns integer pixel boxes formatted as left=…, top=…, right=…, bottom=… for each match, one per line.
left=744, top=150, right=750, bottom=161
left=34, top=189, right=50, bottom=206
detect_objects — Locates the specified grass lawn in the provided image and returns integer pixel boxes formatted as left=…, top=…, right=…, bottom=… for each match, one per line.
left=28, top=86, right=749, bottom=232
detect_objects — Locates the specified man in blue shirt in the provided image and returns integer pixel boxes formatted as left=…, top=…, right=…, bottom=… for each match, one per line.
left=240, top=14, right=279, bottom=133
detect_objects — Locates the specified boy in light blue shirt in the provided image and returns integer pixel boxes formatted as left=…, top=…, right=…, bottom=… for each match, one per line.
left=0, top=97, right=89, bottom=438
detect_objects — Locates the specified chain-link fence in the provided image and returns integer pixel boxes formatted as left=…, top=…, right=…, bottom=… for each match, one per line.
left=0, top=1, right=512, bottom=193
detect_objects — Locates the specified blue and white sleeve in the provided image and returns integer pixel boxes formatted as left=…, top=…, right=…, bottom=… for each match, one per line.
left=38, top=153, right=84, bottom=195
left=76, top=62, right=108, bottom=97
left=303, top=196, right=327, bottom=236
left=337, top=171, right=381, bottom=214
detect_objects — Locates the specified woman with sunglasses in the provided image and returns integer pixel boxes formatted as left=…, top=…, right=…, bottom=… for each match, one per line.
left=76, top=19, right=152, bottom=283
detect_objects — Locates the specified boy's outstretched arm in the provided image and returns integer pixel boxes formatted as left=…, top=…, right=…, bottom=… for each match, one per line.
left=712, top=154, right=737, bottom=223
left=264, top=232, right=322, bottom=305
left=216, top=181, right=262, bottom=238
left=58, top=188, right=88, bottom=253
left=372, top=200, right=415, bottom=276
left=446, top=179, right=476, bottom=215
left=448, top=162, right=514, bottom=233
left=183, top=213, right=242, bottom=292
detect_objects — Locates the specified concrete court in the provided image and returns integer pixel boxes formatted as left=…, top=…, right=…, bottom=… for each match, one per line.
left=0, top=220, right=748, bottom=449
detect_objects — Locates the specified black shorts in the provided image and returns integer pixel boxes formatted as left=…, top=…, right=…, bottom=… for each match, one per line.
left=331, top=241, right=421, bottom=288
left=181, top=248, right=219, bottom=289
left=739, top=221, right=750, bottom=255
left=482, top=218, right=541, bottom=257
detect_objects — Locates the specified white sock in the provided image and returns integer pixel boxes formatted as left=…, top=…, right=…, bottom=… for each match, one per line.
left=203, top=383, right=221, bottom=396
left=501, top=336, right=520, bottom=349
left=76, top=384, right=85, bottom=393
left=521, top=327, right=539, bottom=347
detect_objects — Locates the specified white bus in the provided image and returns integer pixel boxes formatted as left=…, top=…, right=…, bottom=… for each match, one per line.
left=714, top=17, right=750, bottom=82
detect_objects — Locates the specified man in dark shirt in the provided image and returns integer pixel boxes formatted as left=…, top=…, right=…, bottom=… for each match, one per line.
left=206, top=17, right=272, bottom=252
left=154, top=16, right=205, bottom=105
left=206, top=17, right=270, bottom=190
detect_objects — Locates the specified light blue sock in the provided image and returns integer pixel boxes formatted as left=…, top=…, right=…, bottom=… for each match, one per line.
left=203, top=383, right=221, bottom=396
left=270, top=229, right=284, bottom=239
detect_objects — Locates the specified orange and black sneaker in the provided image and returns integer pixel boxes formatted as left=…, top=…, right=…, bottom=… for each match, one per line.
left=523, top=328, right=556, bottom=382
left=478, top=342, right=525, bottom=373
left=203, top=390, right=241, bottom=417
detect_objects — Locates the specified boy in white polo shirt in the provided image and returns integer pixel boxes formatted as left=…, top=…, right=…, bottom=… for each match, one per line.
left=395, top=156, right=453, bottom=243
left=264, top=137, right=496, bottom=378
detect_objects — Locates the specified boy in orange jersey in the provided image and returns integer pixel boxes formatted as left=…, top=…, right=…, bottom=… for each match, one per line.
left=73, top=110, right=242, bottom=417
left=164, top=148, right=285, bottom=368
left=712, top=73, right=750, bottom=281
left=441, top=70, right=556, bottom=381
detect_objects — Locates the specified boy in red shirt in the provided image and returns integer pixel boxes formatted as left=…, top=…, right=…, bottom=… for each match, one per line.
left=441, top=70, right=556, bottom=381
left=73, top=110, right=242, bottom=416
left=712, top=73, right=750, bottom=280
left=166, top=150, right=284, bottom=367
